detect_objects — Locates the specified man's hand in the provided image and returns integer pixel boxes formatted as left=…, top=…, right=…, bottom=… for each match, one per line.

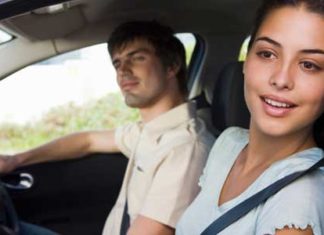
left=0, top=155, right=19, bottom=174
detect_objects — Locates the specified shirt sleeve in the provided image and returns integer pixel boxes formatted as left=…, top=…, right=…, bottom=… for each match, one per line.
left=114, top=123, right=139, bottom=158
left=139, top=138, right=210, bottom=228
left=256, top=170, right=324, bottom=235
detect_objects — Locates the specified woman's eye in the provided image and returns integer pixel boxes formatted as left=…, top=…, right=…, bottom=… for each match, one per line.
left=256, top=51, right=275, bottom=59
left=300, top=61, right=321, bottom=71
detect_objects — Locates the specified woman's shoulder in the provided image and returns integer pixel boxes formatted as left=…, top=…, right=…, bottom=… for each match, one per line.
left=215, top=126, right=248, bottom=145
left=256, top=168, right=324, bottom=235
left=205, top=126, right=248, bottom=160
left=200, top=127, right=248, bottom=175
left=262, top=150, right=324, bottom=213
left=276, top=169, right=324, bottom=202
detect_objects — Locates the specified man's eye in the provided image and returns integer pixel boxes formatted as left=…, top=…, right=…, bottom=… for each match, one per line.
left=300, top=61, right=321, bottom=71
left=256, top=51, right=275, bottom=59
left=113, top=62, right=120, bottom=69
left=132, top=55, right=145, bottom=61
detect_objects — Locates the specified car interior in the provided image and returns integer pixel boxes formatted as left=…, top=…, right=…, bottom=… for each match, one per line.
left=0, top=0, right=323, bottom=235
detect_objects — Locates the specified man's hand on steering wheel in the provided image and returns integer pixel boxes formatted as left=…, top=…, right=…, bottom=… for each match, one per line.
left=0, top=155, right=19, bottom=174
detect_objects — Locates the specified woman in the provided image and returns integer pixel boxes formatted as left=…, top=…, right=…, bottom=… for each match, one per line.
left=176, top=0, right=324, bottom=234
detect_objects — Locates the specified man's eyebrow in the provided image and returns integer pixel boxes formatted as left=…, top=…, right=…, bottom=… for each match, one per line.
left=127, top=48, right=152, bottom=57
left=112, top=48, right=152, bottom=64
left=255, top=36, right=281, bottom=48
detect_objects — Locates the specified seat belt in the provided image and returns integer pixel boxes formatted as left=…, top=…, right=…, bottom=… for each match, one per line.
left=120, top=201, right=130, bottom=235
left=201, top=157, right=324, bottom=235
left=191, top=91, right=210, bottom=109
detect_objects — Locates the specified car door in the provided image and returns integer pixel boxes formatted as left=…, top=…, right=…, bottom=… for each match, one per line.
left=9, top=153, right=127, bottom=235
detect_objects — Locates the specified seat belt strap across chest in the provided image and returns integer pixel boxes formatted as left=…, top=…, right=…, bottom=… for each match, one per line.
left=120, top=201, right=130, bottom=235
left=201, top=157, right=324, bottom=235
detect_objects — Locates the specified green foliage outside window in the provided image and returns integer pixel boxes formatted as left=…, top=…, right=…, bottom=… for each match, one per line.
left=238, top=36, right=250, bottom=61
left=0, top=93, right=139, bottom=153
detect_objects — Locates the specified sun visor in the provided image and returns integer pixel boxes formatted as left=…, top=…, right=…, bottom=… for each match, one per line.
left=1, top=5, right=85, bottom=41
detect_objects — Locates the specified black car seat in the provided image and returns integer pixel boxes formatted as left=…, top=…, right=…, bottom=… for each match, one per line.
left=211, top=61, right=250, bottom=133
left=191, top=91, right=218, bottom=136
left=0, top=180, right=19, bottom=235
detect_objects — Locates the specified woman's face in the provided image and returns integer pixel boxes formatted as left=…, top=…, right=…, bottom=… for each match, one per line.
left=244, top=5, right=324, bottom=139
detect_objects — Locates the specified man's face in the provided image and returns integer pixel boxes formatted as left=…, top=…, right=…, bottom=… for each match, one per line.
left=111, top=39, right=171, bottom=109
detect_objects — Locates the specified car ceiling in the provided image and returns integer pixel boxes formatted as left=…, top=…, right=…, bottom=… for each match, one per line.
left=0, top=0, right=259, bottom=98
left=0, top=0, right=258, bottom=39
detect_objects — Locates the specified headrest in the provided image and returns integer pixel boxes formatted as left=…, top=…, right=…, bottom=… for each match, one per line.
left=211, top=61, right=250, bottom=132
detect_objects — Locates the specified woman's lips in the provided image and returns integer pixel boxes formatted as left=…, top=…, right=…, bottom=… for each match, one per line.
left=260, top=95, right=297, bottom=117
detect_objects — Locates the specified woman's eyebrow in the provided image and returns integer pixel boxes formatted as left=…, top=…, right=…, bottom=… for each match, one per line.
left=300, top=49, right=324, bottom=55
left=255, top=37, right=324, bottom=56
left=255, top=36, right=281, bottom=48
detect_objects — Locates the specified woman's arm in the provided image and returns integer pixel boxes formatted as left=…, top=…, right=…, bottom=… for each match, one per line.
left=275, top=226, right=313, bottom=235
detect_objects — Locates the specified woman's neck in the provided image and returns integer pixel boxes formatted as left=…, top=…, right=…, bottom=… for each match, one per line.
left=241, top=124, right=316, bottom=173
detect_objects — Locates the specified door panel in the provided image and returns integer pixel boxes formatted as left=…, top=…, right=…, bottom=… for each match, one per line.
left=7, top=153, right=127, bottom=235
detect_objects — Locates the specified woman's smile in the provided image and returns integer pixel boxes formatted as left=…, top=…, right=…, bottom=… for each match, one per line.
left=260, top=95, right=297, bottom=117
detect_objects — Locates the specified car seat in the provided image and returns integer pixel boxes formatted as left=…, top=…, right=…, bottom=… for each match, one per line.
left=211, top=61, right=250, bottom=133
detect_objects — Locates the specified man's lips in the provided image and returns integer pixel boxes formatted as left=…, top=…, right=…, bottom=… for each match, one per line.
left=120, top=80, right=139, bottom=91
left=260, top=95, right=297, bottom=117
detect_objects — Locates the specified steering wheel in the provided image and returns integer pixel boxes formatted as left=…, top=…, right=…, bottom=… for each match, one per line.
left=0, top=225, right=18, bottom=235
left=0, top=179, right=20, bottom=235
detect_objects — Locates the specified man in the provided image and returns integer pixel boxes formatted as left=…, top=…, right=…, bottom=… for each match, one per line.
left=0, top=21, right=214, bottom=235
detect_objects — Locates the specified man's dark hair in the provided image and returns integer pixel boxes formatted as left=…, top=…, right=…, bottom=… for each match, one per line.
left=248, top=0, right=324, bottom=149
left=108, top=20, right=188, bottom=96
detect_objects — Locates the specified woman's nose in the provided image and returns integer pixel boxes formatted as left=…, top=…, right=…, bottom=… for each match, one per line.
left=269, top=65, right=294, bottom=91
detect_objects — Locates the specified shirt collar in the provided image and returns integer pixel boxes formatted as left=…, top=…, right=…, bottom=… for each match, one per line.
left=139, top=101, right=196, bottom=137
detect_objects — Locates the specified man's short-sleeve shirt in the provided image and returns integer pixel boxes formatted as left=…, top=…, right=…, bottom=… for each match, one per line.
left=102, top=101, right=214, bottom=235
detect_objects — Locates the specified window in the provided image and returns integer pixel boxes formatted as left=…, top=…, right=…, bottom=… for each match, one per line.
left=176, top=33, right=196, bottom=65
left=238, top=36, right=251, bottom=61
left=0, top=28, right=13, bottom=44
left=0, top=43, right=135, bottom=153
left=0, top=33, right=197, bottom=153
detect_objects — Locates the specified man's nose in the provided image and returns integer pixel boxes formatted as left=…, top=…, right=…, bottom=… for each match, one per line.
left=117, top=59, right=132, bottom=76
left=269, top=64, right=294, bottom=91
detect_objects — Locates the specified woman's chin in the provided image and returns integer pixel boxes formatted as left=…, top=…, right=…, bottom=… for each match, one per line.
left=251, top=119, right=294, bottom=138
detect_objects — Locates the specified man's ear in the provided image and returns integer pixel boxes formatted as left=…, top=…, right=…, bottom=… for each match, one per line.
left=167, top=63, right=180, bottom=79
